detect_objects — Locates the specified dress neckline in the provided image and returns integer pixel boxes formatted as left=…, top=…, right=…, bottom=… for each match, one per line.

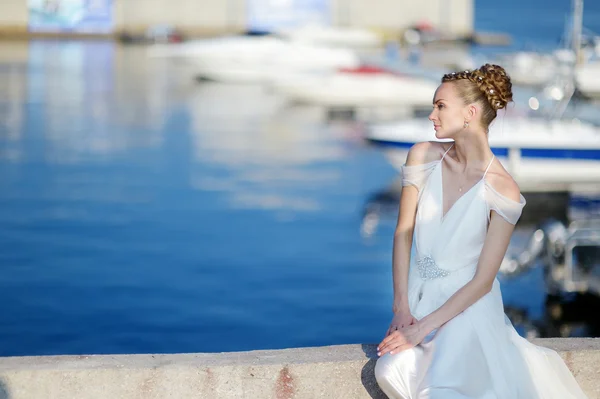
left=439, top=144, right=495, bottom=222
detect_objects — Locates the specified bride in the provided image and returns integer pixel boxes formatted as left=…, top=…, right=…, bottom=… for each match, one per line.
left=374, top=64, right=588, bottom=398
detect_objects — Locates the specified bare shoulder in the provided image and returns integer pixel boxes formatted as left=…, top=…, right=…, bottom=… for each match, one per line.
left=485, top=161, right=521, bottom=202
left=405, top=141, right=449, bottom=166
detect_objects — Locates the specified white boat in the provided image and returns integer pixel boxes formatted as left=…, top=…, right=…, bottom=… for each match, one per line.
left=365, top=117, right=600, bottom=191
left=575, top=61, right=600, bottom=99
left=493, top=0, right=600, bottom=97
left=498, top=52, right=558, bottom=87
left=147, top=36, right=360, bottom=84
left=277, top=26, right=382, bottom=48
left=491, top=50, right=600, bottom=97
left=271, top=66, right=438, bottom=109
left=540, top=49, right=600, bottom=100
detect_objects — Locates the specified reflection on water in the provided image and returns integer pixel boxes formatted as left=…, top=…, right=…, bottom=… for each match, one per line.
left=187, top=83, right=349, bottom=212
left=0, top=41, right=169, bottom=163
left=0, top=40, right=399, bottom=356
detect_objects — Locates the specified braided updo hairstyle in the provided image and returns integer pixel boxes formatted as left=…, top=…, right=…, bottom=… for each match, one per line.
left=442, top=64, right=512, bottom=131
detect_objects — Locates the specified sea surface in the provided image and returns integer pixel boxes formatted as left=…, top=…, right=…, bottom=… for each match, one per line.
left=0, top=1, right=599, bottom=356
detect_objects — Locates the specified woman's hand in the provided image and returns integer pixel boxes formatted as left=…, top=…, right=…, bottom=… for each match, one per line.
left=377, top=321, right=432, bottom=357
left=386, top=308, right=416, bottom=337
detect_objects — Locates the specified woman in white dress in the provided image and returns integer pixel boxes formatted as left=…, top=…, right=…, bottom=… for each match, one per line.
left=374, top=64, right=588, bottom=398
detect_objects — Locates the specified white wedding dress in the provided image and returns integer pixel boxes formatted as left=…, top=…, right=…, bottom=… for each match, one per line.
left=374, top=145, right=588, bottom=399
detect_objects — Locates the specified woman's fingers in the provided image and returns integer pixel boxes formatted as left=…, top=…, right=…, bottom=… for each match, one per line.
left=378, top=337, right=415, bottom=356
left=379, top=339, right=408, bottom=356
left=377, top=332, right=407, bottom=355
left=381, top=342, right=400, bottom=355
left=378, top=323, right=424, bottom=356
left=380, top=332, right=397, bottom=347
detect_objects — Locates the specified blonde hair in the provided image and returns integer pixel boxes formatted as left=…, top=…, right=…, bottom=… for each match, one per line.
left=442, top=64, right=513, bottom=130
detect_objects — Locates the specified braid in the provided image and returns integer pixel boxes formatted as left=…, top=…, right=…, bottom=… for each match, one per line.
left=441, top=64, right=513, bottom=129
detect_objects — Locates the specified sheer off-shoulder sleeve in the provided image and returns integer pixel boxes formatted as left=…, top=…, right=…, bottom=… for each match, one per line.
left=484, top=181, right=526, bottom=225
left=401, top=161, right=438, bottom=192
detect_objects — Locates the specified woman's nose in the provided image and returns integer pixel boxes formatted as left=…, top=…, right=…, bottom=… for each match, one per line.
left=428, top=110, right=435, bottom=121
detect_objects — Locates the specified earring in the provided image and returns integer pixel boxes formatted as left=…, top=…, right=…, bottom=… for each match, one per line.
left=463, top=121, right=469, bottom=128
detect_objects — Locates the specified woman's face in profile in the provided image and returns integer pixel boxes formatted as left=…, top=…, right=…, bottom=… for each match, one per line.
left=429, top=82, right=468, bottom=140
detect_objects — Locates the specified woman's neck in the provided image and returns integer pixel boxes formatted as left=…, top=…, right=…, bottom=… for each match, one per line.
left=451, top=131, right=493, bottom=167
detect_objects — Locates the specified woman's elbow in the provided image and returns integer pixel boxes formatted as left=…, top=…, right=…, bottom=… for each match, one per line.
left=473, top=278, right=494, bottom=296
left=394, top=225, right=414, bottom=240
left=393, top=230, right=413, bottom=249
left=472, top=275, right=495, bottom=298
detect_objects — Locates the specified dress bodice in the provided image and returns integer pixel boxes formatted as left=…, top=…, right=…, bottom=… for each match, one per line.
left=401, top=145, right=526, bottom=318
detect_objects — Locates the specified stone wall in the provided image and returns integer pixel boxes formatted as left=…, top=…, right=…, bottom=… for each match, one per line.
left=0, top=339, right=598, bottom=398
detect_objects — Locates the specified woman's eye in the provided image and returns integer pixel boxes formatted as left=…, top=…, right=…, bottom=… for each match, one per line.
left=437, top=104, right=444, bottom=109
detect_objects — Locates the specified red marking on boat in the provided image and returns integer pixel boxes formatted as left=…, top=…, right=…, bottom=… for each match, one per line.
left=338, top=65, right=401, bottom=76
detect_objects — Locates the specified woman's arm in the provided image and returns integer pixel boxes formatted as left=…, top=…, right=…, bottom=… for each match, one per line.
left=378, top=175, right=520, bottom=356
left=419, top=210, right=515, bottom=331
left=388, top=142, right=443, bottom=327
left=391, top=185, right=418, bottom=313
left=391, top=142, right=435, bottom=310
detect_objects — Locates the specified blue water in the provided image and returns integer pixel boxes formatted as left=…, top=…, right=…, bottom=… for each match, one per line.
left=0, top=41, right=406, bottom=355
left=476, top=0, right=600, bottom=52
left=0, top=2, right=597, bottom=356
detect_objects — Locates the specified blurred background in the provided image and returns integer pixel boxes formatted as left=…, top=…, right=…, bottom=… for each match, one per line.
left=0, top=0, right=599, bottom=357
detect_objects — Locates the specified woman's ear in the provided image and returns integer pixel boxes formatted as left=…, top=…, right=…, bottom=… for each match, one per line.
left=465, top=103, right=478, bottom=122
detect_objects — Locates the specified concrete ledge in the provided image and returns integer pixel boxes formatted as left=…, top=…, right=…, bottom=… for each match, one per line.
left=0, top=339, right=598, bottom=398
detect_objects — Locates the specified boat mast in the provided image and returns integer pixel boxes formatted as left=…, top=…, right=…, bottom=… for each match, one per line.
left=572, top=0, right=584, bottom=65
left=553, top=0, right=583, bottom=118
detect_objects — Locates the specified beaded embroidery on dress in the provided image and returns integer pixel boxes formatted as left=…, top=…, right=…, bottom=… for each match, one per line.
left=374, top=144, right=588, bottom=399
left=416, top=255, right=450, bottom=280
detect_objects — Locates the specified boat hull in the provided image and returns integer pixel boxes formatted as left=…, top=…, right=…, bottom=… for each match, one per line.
left=366, top=118, right=600, bottom=191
